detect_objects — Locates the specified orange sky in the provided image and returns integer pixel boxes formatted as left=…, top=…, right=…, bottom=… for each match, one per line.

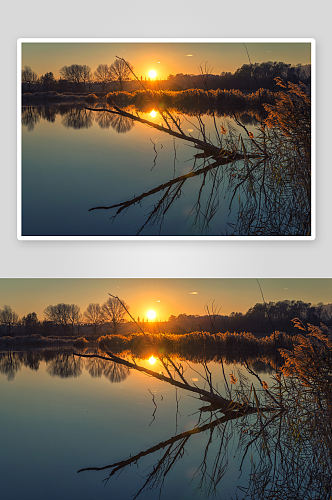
left=21, top=40, right=312, bottom=81
left=0, top=278, right=330, bottom=322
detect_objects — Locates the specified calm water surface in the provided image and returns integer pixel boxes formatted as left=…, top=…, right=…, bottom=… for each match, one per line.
left=21, top=105, right=258, bottom=236
left=0, top=348, right=273, bottom=499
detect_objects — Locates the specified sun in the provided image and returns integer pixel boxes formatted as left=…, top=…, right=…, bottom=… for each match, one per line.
left=150, top=110, right=157, bottom=118
left=148, top=356, right=156, bottom=365
left=149, top=69, right=157, bottom=80
left=147, top=309, right=157, bottom=320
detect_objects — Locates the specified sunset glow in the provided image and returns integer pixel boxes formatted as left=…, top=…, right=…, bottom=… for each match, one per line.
left=1, top=278, right=330, bottom=323
left=150, top=110, right=157, bottom=118
left=147, top=309, right=157, bottom=320
left=148, top=356, right=156, bottom=365
left=148, top=69, right=157, bottom=79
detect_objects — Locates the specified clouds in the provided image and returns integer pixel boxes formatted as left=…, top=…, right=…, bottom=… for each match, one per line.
left=189, top=291, right=198, bottom=295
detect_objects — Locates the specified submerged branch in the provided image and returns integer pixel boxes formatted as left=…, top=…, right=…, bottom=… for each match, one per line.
left=86, top=78, right=311, bottom=236
left=73, top=351, right=276, bottom=416
left=85, top=105, right=222, bottom=155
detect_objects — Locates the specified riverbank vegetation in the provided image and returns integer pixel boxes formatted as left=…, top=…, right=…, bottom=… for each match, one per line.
left=21, top=54, right=312, bottom=237
left=72, top=319, right=332, bottom=500
left=85, top=77, right=311, bottom=236
left=1, top=298, right=330, bottom=339
left=22, top=60, right=310, bottom=95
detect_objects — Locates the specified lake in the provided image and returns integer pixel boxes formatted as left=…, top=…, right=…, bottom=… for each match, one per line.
left=21, top=104, right=260, bottom=237
left=0, top=347, right=274, bottom=499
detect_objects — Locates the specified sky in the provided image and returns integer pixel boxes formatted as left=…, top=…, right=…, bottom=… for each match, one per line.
left=20, top=41, right=312, bottom=81
left=0, top=278, right=330, bottom=322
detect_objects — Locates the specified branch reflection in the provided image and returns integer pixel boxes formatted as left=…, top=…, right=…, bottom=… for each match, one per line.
left=87, top=80, right=311, bottom=236
left=74, top=323, right=332, bottom=500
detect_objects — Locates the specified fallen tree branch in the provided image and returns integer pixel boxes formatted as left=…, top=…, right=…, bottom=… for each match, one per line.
left=73, top=351, right=276, bottom=415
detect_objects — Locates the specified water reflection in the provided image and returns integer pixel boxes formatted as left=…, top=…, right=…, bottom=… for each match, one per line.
left=61, top=107, right=94, bottom=130
left=95, top=111, right=135, bottom=133
left=75, top=348, right=332, bottom=500
left=0, top=351, right=22, bottom=381
left=21, top=103, right=259, bottom=135
left=46, top=352, right=83, bottom=378
left=85, top=356, right=130, bottom=383
left=0, top=349, right=130, bottom=383
left=21, top=106, right=40, bottom=131
left=0, top=348, right=272, bottom=382
left=22, top=104, right=134, bottom=133
left=87, top=98, right=310, bottom=237
left=21, top=94, right=310, bottom=236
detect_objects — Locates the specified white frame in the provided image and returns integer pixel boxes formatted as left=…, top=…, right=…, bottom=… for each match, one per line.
left=17, top=38, right=316, bottom=241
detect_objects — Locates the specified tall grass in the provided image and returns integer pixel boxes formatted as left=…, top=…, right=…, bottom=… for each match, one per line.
left=104, top=87, right=276, bottom=114
left=97, top=329, right=294, bottom=362
left=89, top=78, right=311, bottom=236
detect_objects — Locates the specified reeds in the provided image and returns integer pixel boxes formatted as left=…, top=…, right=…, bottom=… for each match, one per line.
left=89, top=78, right=311, bottom=236
left=96, top=330, right=294, bottom=363
left=104, top=87, right=276, bottom=115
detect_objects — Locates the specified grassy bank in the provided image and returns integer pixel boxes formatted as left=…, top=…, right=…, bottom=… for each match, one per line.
left=96, top=330, right=293, bottom=363
left=22, top=87, right=276, bottom=115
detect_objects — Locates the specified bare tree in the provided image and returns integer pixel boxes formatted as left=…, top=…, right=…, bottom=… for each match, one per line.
left=101, top=296, right=128, bottom=334
left=68, top=304, right=81, bottom=335
left=43, top=303, right=72, bottom=335
left=94, top=64, right=111, bottom=92
left=0, top=305, right=19, bottom=335
left=83, top=303, right=104, bottom=335
left=21, top=65, right=38, bottom=91
left=81, top=64, right=92, bottom=92
left=59, top=64, right=91, bottom=91
left=21, top=312, right=40, bottom=335
left=76, top=311, right=83, bottom=336
left=109, top=58, right=133, bottom=91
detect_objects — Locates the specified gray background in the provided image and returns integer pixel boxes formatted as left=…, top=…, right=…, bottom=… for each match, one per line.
left=1, top=0, right=330, bottom=278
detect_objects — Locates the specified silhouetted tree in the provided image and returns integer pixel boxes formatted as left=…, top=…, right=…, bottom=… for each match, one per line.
left=21, top=65, right=38, bottom=92
left=43, top=303, right=75, bottom=335
left=101, top=296, right=128, bottom=334
left=21, top=312, right=40, bottom=335
left=81, top=65, right=92, bottom=92
left=83, top=303, right=104, bottom=335
left=0, top=305, right=19, bottom=335
left=40, top=72, right=56, bottom=91
left=59, top=64, right=91, bottom=91
left=94, top=64, right=111, bottom=91
left=109, top=58, right=133, bottom=91
left=68, top=304, right=81, bottom=335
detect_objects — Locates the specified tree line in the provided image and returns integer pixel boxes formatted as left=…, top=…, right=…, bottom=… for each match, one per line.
left=167, top=61, right=311, bottom=92
left=1, top=298, right=331, bottom=338
left=22, top=60, right=311, bottom=94
left=22, top=58, right=133, bottom=93
left=0, top=296, right=128, bottom=337
left=166, top=300, right=332, bottom=335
